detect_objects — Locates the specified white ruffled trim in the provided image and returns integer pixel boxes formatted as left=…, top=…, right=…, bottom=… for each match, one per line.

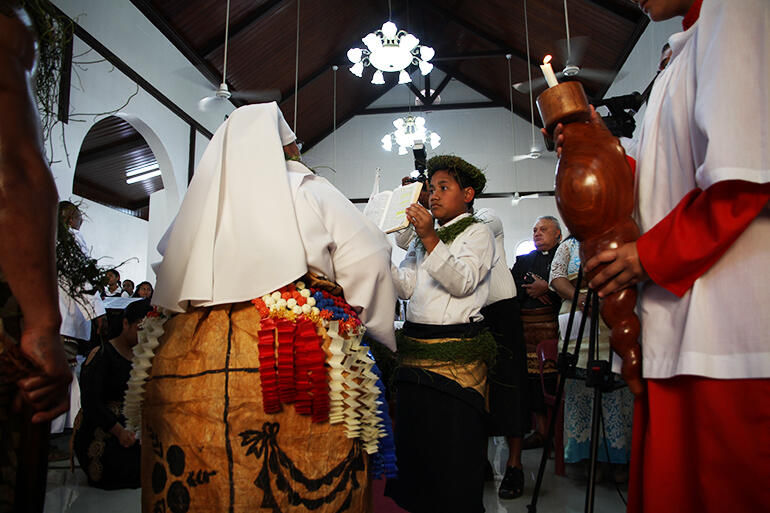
left=122, top=312, right=168, bottom=437
left=326, top=321, right=385, bottom=454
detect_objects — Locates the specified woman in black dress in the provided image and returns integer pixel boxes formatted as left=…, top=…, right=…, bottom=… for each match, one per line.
left=73, top=299, right=152, bottom=489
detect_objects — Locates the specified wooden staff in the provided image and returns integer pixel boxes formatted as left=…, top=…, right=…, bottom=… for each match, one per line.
left=537, top=81, right=644, bottom=395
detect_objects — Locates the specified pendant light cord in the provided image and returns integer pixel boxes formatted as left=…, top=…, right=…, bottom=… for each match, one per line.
left=524, top=0, right=536, bottom=150
left=222, top=0, right=230, bottom=84
left=293, top=0, right=301, bottom=133
left=564, top=0, right=571, bottom=62
left=507, top=54, right=519, bottom=195
left=333, top=65, right=337, bottom=171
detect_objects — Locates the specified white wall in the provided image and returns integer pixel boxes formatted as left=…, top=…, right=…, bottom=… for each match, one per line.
left=47, top=0, right=233, bottom=283
left=76, top=199, right=149, bottom=283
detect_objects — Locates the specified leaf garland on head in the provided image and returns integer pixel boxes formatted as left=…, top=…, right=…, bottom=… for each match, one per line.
left=427, top=155, right=486, bottom=194
left=414, top=215, right=480, bottom=253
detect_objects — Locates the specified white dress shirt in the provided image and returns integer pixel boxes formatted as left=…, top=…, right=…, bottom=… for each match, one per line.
left=288, top=161, right=397, bottom=351
left=475, top=208, right=516, bottom=305
left=392, top=213, right=495, bottom=325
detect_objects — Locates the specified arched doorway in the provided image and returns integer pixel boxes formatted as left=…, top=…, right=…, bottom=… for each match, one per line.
left=73, top=115, right=163, bottom=220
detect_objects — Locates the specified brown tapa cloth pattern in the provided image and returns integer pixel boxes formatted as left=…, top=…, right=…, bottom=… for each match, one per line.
left=520, top=307, right=559, bottom=375
left=142, top=302, right=371, bottom=513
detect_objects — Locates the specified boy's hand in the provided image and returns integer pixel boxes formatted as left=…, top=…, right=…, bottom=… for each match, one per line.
left=406, top=203, right=439, bottom=253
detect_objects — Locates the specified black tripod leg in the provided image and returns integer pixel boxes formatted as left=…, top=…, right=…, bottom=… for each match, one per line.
left=527, top=363, right=569, bottom=513
left=584, top=386, right=603, bottom=513
left=584, top=288, right=604, bottom=513
left=527, top=278, right=590, bottom=513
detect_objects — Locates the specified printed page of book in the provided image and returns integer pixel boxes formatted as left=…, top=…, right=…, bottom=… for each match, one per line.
left=102, top=296, right=144, bottom=310
left=363, top=190, right=392, bottom=229
left=381, top=181, right=422, bottom=233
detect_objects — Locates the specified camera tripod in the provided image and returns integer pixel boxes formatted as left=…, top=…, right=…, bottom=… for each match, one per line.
left=526, top=267, right=626, bottom=513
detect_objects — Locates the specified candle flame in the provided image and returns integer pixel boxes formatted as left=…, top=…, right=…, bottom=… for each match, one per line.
left=543, top=54, right=553, bottom=65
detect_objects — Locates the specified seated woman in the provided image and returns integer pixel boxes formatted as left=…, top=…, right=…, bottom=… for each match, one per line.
left=73, top=299, right=152, bottom=489
left=549, top=236, right=632, bottom=482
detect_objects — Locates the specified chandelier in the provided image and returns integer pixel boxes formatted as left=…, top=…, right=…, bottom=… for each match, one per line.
left=347, top=21, right=435, bottom=85
left=381, top=115, right=441, bottom=155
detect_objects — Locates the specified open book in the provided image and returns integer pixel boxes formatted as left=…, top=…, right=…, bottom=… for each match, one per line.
left=363, top=181, right=423, bottom=233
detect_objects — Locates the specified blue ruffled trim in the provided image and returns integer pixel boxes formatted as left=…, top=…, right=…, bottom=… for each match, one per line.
left=366, top=352, right=398, bottom=480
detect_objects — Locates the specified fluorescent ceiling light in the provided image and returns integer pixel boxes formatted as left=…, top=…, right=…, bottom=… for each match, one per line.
left=126, top=169, right=162, bottom=184
left=126, top=164, right=159, bottom=177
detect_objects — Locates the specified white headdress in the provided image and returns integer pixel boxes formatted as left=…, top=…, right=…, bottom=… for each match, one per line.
left=153, top=103, right=307, bottom=312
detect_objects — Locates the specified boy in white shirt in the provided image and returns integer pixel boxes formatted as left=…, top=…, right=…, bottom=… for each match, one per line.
left=386, top=155, right=495, bottom=513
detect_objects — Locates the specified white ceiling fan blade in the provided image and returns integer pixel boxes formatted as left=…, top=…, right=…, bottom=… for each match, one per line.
left=556, top=35, right=589, bottom=67
left=577, top=68, right=626, bottom=83
left=230, top=89, right=282, bottom=103
left=513, top=154, right=533, bottom=162
left=198, top=95, right=226, bottom=111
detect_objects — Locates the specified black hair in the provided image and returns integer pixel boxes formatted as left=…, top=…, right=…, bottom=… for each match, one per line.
left=124, top=298, right=152, bottom=324
left=106, top=268, right=120, bottom=280
left=132, top=281, right=154, bottom=298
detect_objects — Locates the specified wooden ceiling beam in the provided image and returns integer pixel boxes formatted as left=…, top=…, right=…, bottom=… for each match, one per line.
left=130, top=0, right=223, bottom=88
left=585, top=0, right=643, bottom=23
left=361, top=101, right=501, bottom=115
left=77, top=135, right=149, bottom=165
left=199, top=0, right=288, bottom=57
left=435, top=63, right=535, bottom=125
left=421, top=0, right=539, bottom=69
left=73, top=176, right=137, bottom=211
left=432, top=50, right=512, bottom=62
left=427, top=74, right=452, bottom=104
left=300, top=77, right=401, bottom=153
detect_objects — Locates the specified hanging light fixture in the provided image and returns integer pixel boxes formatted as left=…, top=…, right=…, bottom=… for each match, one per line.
left=381, top=114, right=441, bottom=154
left=347, top=21, right=434, bottom=84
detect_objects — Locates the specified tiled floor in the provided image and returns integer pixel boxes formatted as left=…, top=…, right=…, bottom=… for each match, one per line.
left=44, top=435, right=629, bottom=512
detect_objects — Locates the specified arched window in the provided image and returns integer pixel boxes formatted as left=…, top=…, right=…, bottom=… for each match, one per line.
left=515, top=239, right=536, bottom=256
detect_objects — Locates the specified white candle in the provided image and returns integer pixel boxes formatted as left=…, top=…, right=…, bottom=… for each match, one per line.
left=540, top=55, right=559, bottom=88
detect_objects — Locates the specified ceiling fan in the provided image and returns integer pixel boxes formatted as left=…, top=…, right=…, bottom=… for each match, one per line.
left=198, top=0, right=281, bottom=111
left=513, top=0, right=622, bottom=94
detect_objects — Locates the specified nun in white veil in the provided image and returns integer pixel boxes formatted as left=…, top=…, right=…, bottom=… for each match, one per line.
left=136, top=102, right=396, bottom=513
left=153, top=102, right=396, bottom=350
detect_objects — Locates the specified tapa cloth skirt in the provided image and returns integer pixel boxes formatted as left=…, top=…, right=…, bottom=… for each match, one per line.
left=141, top=302, right=371, bottom=513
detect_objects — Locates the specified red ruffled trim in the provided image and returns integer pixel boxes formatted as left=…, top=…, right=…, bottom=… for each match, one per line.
left=257, top=318, right=281, bottom=413
left=256, top=316, right=330, bottom=423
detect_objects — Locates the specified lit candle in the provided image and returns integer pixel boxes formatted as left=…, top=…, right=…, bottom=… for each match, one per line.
left=540, top=55, right=559, bottom=88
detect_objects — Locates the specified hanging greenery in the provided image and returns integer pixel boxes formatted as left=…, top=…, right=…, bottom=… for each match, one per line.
left=18, top=0, right=74, bottom=146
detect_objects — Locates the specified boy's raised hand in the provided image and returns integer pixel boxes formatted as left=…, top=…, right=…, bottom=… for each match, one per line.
left=406, top=203, right=439, bottom=253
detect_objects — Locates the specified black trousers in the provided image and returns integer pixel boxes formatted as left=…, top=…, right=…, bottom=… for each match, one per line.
left=386, top=368, right=486, bottom=513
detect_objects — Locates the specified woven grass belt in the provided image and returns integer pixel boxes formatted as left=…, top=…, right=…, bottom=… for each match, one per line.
left=396, top=329, right=495, bottom=399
